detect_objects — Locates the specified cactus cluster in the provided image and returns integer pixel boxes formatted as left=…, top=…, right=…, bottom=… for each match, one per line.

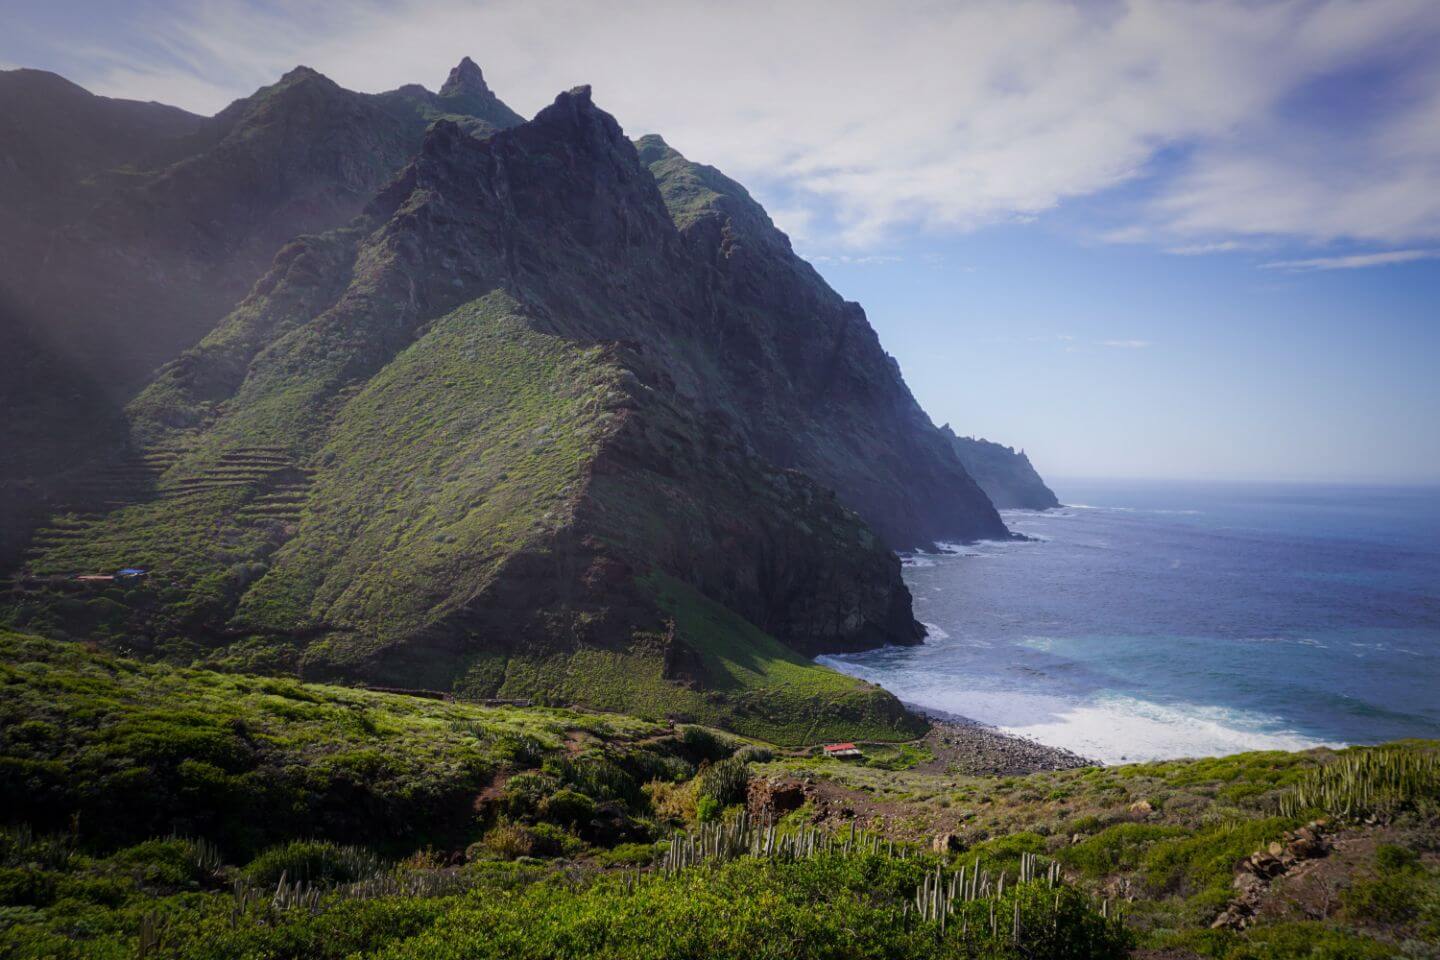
left=659, top=812, right=886, bottom=874
left=908, top=852, right=1063, bottom=928
left=1278, top=748, right=1440, bottom=821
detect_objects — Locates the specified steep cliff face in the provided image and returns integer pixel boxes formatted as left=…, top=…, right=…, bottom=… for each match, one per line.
left=0, top=61, right=523, bottom=567
left=941, top=426, right=1060, bottom=510
left=637, top=136, right=1005, bottom=548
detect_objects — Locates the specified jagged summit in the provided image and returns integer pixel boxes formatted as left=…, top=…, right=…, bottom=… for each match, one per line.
left=435, top=56, right=524, bottom=128
left=440, top=55, right=490, bottom=96
left=278, top=64, right=326, bottom=83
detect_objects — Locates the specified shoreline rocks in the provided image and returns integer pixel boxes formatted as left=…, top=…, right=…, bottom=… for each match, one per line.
left=916, top=712, right=1095, bottom=775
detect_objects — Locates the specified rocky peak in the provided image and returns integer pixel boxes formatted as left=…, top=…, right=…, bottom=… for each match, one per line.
left=633, top=133, right=673, bottom=165
left=524, top=85, right=621, bottom=146
left=396, top=83, right=673, bottom=274
left=434, top=57, right=524, bottom=129
left=276, top=65, right=331, bottom=88
left=440, top=56, right=490, bottom=97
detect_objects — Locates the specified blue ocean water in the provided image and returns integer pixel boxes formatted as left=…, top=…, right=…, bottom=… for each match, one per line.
left=820, top=481, right=1440, bottom=763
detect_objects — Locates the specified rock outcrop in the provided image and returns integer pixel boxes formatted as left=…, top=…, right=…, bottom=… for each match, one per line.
left=941, top=426, right=1060, bottom=510
left=1212, top=819, right=1333, bottom=930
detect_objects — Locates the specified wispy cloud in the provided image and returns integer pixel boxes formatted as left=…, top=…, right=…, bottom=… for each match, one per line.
left=16, top=0, right=1440, bottom=251
left=1101, top=339, right=1154, bottom=349
left=1260, top=249, right=1440, bottom=271
left=1163, top=240, right=1260, bottom=256
left=808, top=254, right=903, bottom=266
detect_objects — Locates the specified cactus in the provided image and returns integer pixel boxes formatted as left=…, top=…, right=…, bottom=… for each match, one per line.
left=1278, top=748, right=1440, bottom=821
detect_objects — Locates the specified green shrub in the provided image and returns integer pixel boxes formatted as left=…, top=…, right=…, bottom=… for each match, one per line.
left=500, top=772, right=560, bottom=821
left=539, top=789, right=595, bottom=828
left=0, top=867, right=56, bottom=907
left=543, top=754, right=639, bottom=805
left=734, top=745, right=774, bottom=764
left=1062, top=823, right=1188, bottom=877
left=1341, top=843, right=1426, bottom=926
left=593, top=842, right=659, bottom=867
left=527, top=823, right=584, bottom=858
left=242, top=841, right=380, bottom=887
left=1224, top=922, right=1394, bottom=959
left=111, top=838, right=213, bottom=888
left=1374, top=843, right=1419, bottom=872
left=0, top=828, right=73, bottom=871
left=697, top=757, right=749, bottom=807
left=493, top=734, right=545, bottom=769
left=678, top=726, right=739, bottom=762
left=696, top=795, right=722, bottom=823
left=1342, top=874, right=1421, bottom=926
left=475, top=823, right=535, bottom=861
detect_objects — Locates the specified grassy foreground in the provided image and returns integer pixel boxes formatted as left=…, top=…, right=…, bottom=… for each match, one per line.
left=1, top=633, right=1437, bottom=959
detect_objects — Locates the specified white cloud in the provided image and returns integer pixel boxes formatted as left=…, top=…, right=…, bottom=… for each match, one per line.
left=1261, top=248, right=1440, bottom=271
left=1163, top=241, right=1262, bottom=256
left=1101, top=339, right=1154, bottom=349
left=764, top=205, right=815, bottom=245
left=36, top=0, right=1440, bottom=250
left=807, top=254, right=903, bottom=266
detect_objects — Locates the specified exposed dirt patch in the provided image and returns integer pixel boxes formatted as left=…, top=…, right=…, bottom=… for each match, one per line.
left=1256, top=823, right=1440, bottom=926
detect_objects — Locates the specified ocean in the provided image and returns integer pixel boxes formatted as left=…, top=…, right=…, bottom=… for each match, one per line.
left=819, top=480, right=1440, bottom=764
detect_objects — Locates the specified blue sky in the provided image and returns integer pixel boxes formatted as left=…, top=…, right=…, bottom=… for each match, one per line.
left=5, top=0, right=1440, bottom=482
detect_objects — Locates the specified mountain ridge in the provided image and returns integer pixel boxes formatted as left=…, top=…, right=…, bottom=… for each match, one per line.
left=2, top=63, right=1047, bottom=733
left=0, top=60, right=527, bottom=567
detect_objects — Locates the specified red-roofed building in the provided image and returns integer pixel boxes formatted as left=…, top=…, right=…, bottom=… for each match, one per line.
left=823, top=743, right=862, bottom=758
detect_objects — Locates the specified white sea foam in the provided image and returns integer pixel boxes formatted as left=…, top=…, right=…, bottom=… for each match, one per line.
left=920, top=622, right=951, bottom=641
left=816, top=657, right=1338, bottom=764
left=970, top=692, right=1337, bottom=764
left=1059, top=504, right=1201, bottom=516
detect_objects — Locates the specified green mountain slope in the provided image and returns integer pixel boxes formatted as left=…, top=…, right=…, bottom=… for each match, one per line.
left=0, top=60, right=523, bottom=568
left=3, top=76, right=1004, bottom=732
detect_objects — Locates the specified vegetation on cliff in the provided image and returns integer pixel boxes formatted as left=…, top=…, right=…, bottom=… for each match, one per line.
left=0, top=59, right=525, bottom=568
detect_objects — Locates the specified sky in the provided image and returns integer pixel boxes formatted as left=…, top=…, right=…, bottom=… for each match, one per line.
left=4, top=0, right=1440, bottom=483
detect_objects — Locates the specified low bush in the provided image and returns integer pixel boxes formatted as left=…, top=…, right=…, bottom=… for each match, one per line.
left=242, top=841, right=380, bottom=888
left=696, top=795, right=722, bottom=823
left=697, top=757, right=749, bottom=807
left=644, top=779, right=696, bottom=823
left=527, top=823, right=584, bottom=858
left=539, top=789, right=596, bottom=828
left=474, top=823, right=535, bottom=861
left=677, top=726, right=739, bottom=763
left=733, top=744, right=774, bottom=764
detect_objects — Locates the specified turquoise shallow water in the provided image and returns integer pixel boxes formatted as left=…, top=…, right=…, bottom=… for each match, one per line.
left=820, top=480, right=1440, bottom=763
